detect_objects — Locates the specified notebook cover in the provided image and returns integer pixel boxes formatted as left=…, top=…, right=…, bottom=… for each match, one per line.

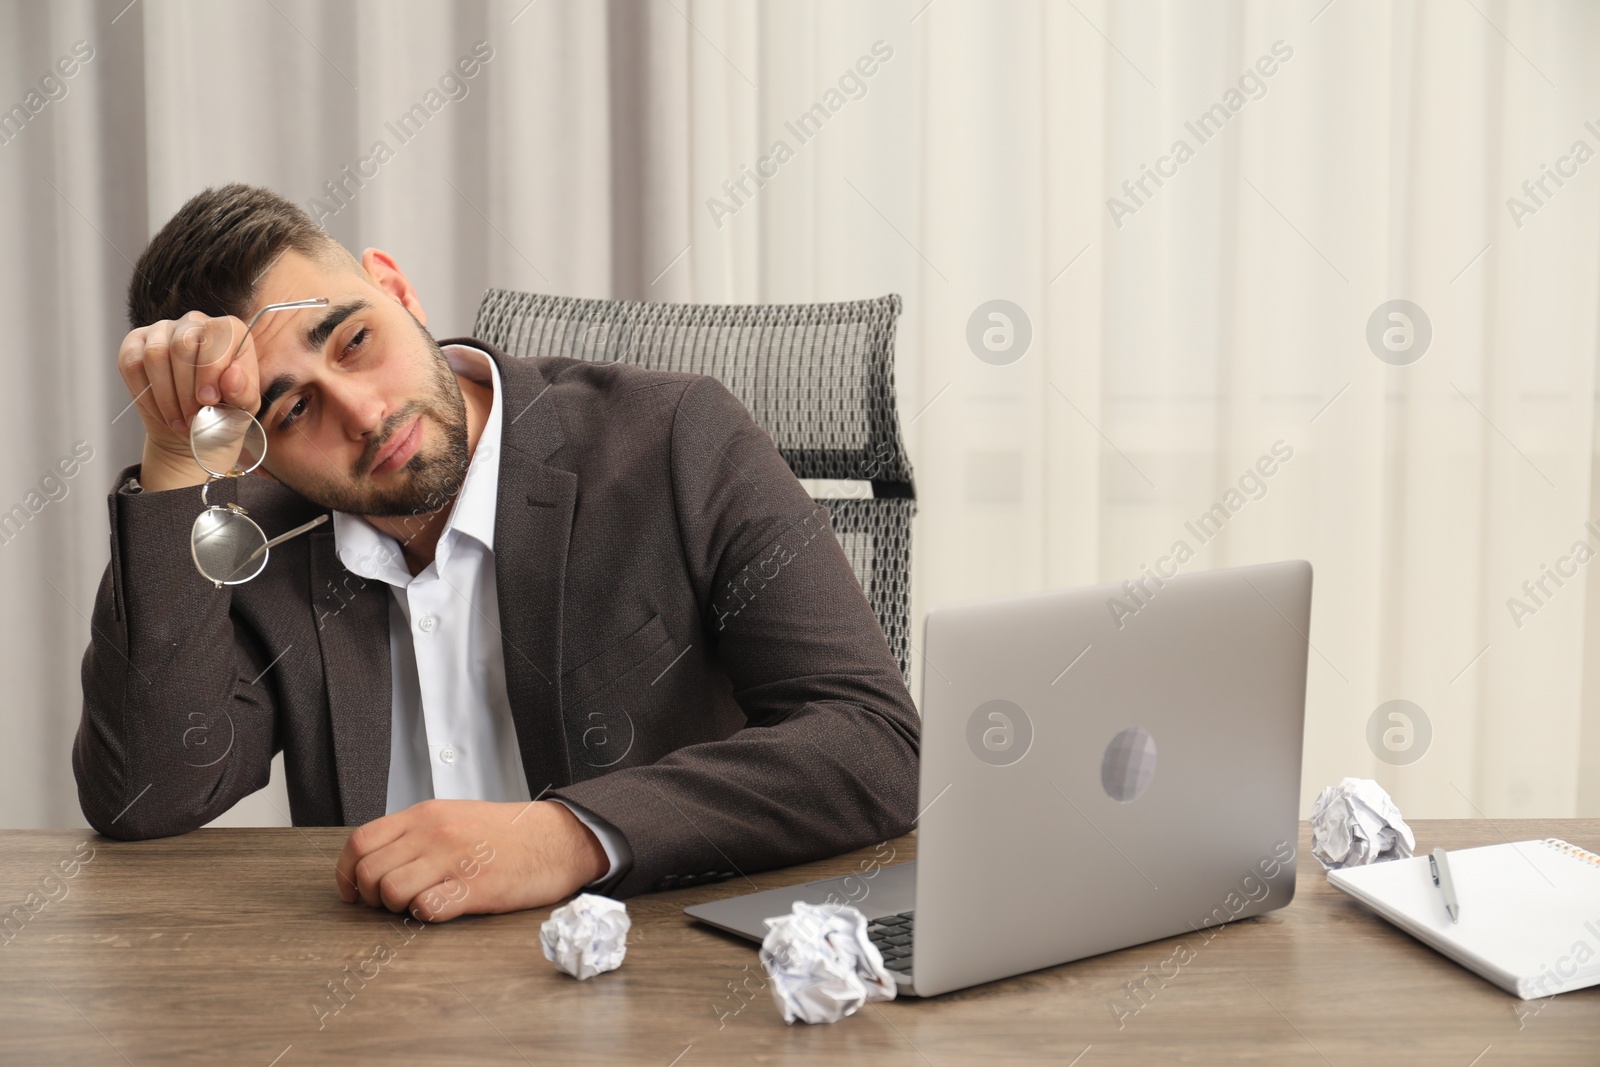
left=1327, top=838, right=1600, bottom=1000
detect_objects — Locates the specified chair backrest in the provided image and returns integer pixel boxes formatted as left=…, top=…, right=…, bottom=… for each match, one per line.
left=472, top=290, right=917, bottom=687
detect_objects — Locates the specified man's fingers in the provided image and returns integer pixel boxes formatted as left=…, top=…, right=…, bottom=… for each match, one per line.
left=410, top=876, right=471, bottom=923
left=137, top=321, right=187, bottom=432
left=351, top=837, right=425, bottom=910
left=336, top=844, right=364, bottom=902
left=370, top=858, right=450, bottom=915
left=169, top=312, right=206, bottom=424
left=333, top=836, right=361, bottom=902
left=188, top=315, right=240, bottom=409
left=116, top=327, right=148, bottom=395
left=335, top=816, right=412, bottom=905
left=220, top=326, right=262, bottom=414
left=117, top=353, right=159, bottom=430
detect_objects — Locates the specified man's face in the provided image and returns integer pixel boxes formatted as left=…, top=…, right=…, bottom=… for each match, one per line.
left=242, top=250, right=469, bottom=518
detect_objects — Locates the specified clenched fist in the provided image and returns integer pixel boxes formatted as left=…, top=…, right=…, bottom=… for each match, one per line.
left=334, top=799, right=611, bottom=922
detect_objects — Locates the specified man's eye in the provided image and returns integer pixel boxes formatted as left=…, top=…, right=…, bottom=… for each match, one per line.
left=279, top=397, right=308, bottom=430
left=273, top=330, right=367, bottom=430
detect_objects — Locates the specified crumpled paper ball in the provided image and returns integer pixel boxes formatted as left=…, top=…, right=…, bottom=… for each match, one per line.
left=1310, top=777, right=1416, bottom=869
left=539, top=893, right=630, bottom=979
left=758, top=901, right=897, bottom=1024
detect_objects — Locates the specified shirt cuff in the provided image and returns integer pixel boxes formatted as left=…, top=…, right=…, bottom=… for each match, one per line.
left=550, top=798, right=633, bottom=892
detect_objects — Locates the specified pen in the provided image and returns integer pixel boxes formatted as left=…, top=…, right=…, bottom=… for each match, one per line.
left=1429, top=847, right=1460, bottom=923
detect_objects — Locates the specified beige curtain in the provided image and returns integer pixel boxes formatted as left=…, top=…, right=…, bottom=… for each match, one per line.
left=1, top=0, right=1595, bottom=829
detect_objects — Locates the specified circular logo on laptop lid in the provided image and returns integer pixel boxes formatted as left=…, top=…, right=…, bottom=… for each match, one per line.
left=1101, top=726, right=1158, bottom=802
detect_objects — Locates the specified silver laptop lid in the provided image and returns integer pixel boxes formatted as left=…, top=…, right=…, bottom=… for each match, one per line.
left=909, top=560, right=1311, bottom=996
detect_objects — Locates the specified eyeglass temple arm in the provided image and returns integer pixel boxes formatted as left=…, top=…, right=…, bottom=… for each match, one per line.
left=263, top=513, right=330, bottom=551
left=231, top=297, right=331, bottom=362
left=226, top=513, right=331, bottom=579
left=216, top=513, right=330, bottom=585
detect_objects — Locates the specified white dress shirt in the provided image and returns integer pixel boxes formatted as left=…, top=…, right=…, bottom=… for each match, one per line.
left=331, top=343, right=629, bottom=888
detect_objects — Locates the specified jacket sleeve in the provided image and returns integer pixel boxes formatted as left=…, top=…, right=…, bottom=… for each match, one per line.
left=549, top=376, right=921, bottom=898
left=73, top=465, right=281, bottom=839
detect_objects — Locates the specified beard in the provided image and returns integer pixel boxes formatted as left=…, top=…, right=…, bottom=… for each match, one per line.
left=280, top=317, right=471, bottom=519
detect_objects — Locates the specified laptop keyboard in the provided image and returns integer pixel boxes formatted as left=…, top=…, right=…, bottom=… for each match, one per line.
left=866, top=910, right=915, bottom=972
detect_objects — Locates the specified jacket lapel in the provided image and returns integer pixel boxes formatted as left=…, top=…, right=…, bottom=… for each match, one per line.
left=309, top=524, right=393, bottom=826
left=471, top=342, right=578, bottom=796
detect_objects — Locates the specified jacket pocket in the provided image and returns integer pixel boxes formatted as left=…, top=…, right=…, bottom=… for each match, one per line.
left=562, top=612, right=671, bottom=709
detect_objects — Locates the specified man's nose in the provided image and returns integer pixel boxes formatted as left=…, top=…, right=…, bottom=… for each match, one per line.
left=327, top=382, right=386, bottom=441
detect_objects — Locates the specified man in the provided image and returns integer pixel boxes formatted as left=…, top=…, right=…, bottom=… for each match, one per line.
left=75, top=183, right=919, bottom=922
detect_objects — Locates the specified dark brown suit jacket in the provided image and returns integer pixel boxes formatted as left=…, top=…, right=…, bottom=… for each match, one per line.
left=74, top=339, right=920, bottom=898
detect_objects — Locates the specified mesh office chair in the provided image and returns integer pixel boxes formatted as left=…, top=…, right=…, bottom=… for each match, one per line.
left=472, top=290, right=918, bottom=688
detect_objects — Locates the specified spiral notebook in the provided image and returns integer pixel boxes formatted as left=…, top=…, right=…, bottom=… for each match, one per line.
left=1328, top=838, right=1600, bottom=999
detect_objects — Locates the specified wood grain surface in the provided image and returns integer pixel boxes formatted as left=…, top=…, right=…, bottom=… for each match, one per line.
left=1, top=819, right=1596, bottom=1065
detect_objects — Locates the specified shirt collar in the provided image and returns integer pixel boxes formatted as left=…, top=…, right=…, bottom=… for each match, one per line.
left=331, top=343, right=503, bottom=582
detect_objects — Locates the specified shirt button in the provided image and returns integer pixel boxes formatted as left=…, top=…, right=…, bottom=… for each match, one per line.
left=438, top=745, right=456, bottom=764
left=418, top=615, right=437, bottom=632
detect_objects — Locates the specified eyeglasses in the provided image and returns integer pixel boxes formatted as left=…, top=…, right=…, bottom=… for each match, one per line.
left=189, top=297, right=331, bottom=587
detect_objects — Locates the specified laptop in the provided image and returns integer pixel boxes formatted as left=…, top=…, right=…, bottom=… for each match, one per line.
left=685, top=559, right=1312, bottom=997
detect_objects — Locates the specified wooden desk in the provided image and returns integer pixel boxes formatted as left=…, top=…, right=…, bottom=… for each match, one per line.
left=1, top=819, right=1596, bottom=1065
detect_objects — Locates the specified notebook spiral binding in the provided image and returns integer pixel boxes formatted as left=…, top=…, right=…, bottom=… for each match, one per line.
left=1541, top=838, right=1600, bottom=868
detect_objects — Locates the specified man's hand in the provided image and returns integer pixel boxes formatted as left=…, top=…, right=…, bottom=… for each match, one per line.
left=334, top=799, right=609, bottom=922
left=117, top=311, right=262, bottom=492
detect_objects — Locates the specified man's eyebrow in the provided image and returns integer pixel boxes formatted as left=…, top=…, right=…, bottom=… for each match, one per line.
left=304, top=299, right=370, bottom=350
left=255, top=299, right=371, bottom=422
left=257, top=374, right=296, bottom=424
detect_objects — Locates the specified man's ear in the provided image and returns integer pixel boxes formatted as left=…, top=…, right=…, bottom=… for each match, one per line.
left=360, top=247, right=427, bottom=327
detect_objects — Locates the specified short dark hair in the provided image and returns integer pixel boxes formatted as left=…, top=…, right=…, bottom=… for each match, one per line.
left=126, top=183, right=358, bottom=329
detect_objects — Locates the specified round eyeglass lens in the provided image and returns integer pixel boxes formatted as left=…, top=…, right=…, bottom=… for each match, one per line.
left=192, top=507, right=269, bottom=585
left=191, top=405, right=266, bottom=479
